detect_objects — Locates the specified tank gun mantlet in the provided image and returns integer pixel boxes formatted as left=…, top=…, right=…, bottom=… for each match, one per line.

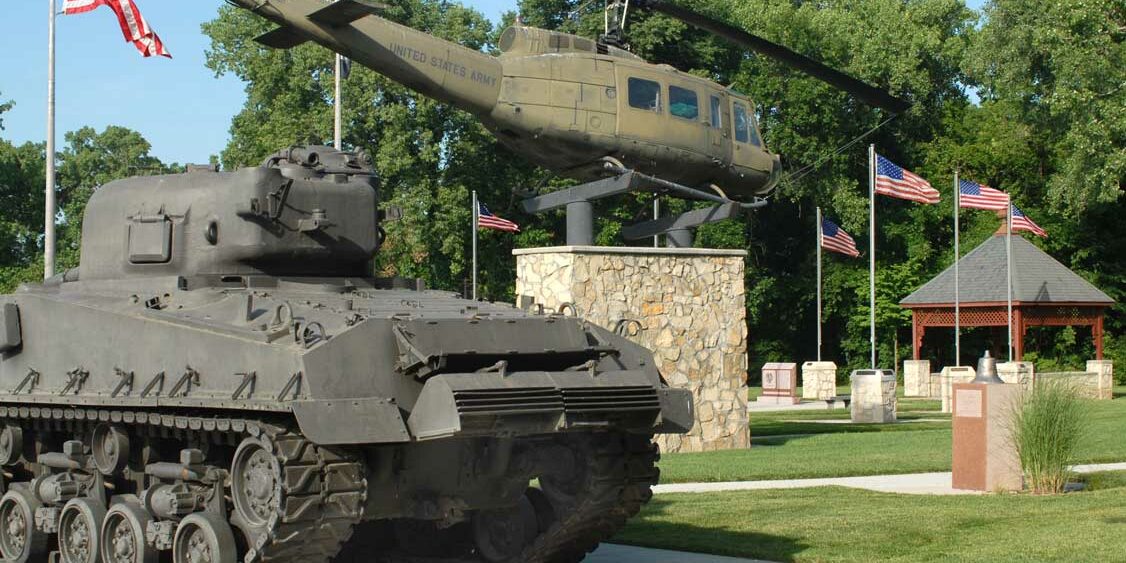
left=497, top=26, right=642, bottom=61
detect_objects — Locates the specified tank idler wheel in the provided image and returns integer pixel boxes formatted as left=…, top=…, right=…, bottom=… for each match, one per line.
left=0, top=424, right=23, bottom=466
left=471, top=495, right=539, bottom=563
left=0, top=487, right=49, bottom=562
left=229, top=437, right=281, bottom=534
left=92, top=424, right=130, bottom=476
left=172, top=512, right=236, bottom=563
left=100, top=499, right=157, bottom=563
left=59, top=498, right=108, bottom=563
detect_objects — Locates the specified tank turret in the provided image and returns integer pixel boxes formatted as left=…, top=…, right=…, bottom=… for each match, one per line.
left=77, top=146, right=381, bottom=282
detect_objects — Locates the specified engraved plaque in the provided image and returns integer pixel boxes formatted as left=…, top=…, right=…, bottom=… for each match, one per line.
left=777, top=371, right=791, bottom=389
left=955, top=389, right=983, bottom=418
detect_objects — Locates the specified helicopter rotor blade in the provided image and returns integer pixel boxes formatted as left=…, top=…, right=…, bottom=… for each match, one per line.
left=633, top=0, right=912, bottom=114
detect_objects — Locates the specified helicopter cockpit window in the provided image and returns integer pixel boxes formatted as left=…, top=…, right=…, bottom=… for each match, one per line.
left=748, top=111, right=763, bottom=147
left=733, top=102, right=751, bottom=144
left=669, top=86, right=699, bottom=120
left=710, top=96, right=723, bottom=129
left=628, top=78, right=662, bottom=113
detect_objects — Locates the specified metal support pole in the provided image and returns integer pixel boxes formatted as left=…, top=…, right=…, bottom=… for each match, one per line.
left=868, top=144, right=877, bottom=369
left=666, top=229, right=693, bottom=248
left=1007, top=203, right=1013, bottom=362
left=44, top=0, right=57, bottom=280
left=334, top=54, right=343, bottom=150
left=652, top=197, right=659, bottom=248
left=565, top=200, right=594, bottom=246
left=471, top=190, right=478, bottom=301
left=954, top=170, right=960, bottom=365
left=816, top=206, right=822, bottom=362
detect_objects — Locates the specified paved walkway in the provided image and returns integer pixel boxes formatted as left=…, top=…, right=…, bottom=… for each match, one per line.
left=588, top=544, right=769, bottom=562
left=653, top=462, right=1126, bottom=496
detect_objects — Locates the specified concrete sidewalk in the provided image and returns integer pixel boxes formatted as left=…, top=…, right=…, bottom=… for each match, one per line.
left=588, top=544, right=769, bottom=562
left=653, top=462, right=1126, bottom=496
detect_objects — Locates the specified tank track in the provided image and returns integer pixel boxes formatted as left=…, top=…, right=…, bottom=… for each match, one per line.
left=0, top=405, right=366, bottom=563
left=340, top=432, right=660, bottom=563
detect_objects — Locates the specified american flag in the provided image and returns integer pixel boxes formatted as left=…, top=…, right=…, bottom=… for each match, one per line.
left=821, top=217, right=860, bottom=258
left=874, top=154, right=939, bottom=204
left=477, top=202, right=520, bottom=233
left=63, top=0, right=171, bottom=58
left=958, top=179, right=1009, bottom=211
left=1010, top=206, right=1047, bottom=238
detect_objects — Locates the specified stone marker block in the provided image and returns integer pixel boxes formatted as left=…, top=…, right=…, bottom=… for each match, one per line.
left=801, top=361, right=838, bottom=400
left=903, top=360, right=932, bottom=397
left=758, top=362, right=799, bottom=405
left=997, top=361, right=1035, bottom=394
left=952, top=382, right=1023, bottom=492
left=1088, top=360, right=1114, bottom=400
left=850, top=369, right=896, bottom=423
left=940, top=366, right=976, bottom=413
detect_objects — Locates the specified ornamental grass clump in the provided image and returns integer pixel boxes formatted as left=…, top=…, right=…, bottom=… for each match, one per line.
left=1011, top=380, right=1088, bottom=494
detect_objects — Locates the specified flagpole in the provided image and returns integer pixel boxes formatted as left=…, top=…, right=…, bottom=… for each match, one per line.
left=1006, top=202, right=1013, bottom=361
left=333, top=54, right=343, bottom=150
left=954, top=170, right=960, bottom=365
left=44, top=0, right=58, bottom=280
left=471, top=190, right=479, bottom=301
left=816, top=207, right=823, bottom=362
left=652, top=197, right=659, bottom=248
left=868, top=144, right=877, bottom=369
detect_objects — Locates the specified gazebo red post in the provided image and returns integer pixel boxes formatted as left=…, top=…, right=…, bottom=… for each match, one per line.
left=912, top=314, right=923, bottom=360
left=1094, top=315, right=1104, bottom=360
left=1013, top=307, right=1025, bottom=361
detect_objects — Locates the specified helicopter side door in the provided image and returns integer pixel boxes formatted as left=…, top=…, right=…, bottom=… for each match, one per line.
left=707, top=91, right=732, bottom=169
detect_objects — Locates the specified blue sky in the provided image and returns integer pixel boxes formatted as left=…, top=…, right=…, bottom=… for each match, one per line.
left=0, top=0, right=984, bottom=165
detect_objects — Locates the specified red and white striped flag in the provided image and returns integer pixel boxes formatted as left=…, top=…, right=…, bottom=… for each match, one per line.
left=1011, top=206, right=1047, bottom=238
left=63, top=0, right=171, bottom=58
left=874, top=154, right=939, bottom=204
left=476, top=201, right=520, bottom=233
left=821, top=217, right=859, bottom=258
left=959, top=179, right=1010, bottom=211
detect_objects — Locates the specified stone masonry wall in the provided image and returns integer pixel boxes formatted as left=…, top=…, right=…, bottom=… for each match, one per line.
left=514, top=246, right=750, bottom=453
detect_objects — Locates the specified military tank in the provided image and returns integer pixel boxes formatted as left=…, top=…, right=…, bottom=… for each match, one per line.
left=0, top=146, right=693, bottom=563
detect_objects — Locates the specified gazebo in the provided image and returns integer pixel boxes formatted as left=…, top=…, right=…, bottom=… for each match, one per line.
left=901, top=234, right=1114, bottom=362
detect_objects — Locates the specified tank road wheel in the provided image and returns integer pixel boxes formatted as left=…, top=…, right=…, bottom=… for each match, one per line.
left=0, top=424, right=23, bottom=466
left=100, top=500, right=157, bottom=563
left=472, top=496, right=539, bottom=562
left=172, top=512, right=236, bottom=563
left=0, top=487, right=49, bottom=562
left=92, top=424, right=130, bottom=476
left=59, top=498, right=108, bottom=563
left=230, top=437, right=281, bottom=533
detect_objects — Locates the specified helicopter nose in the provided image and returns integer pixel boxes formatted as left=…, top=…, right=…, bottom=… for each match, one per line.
left=762, top=155, right=782, bottom=195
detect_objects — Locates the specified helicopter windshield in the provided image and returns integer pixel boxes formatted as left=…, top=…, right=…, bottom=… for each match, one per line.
left=733, top=102, right=761, bottom=147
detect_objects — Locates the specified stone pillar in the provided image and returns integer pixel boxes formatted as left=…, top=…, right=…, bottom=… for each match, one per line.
left=1087, top=360, right=1114, bottom=400
left=850, top=369, right=897, bottom=423
left=939, top=366, right=976, bottom=413
left=801, top=361, right=838, bottom=400
left=952, top=382, right=1024, bottom=492
left=514, top=246, right=749, bottom=453
left=903, top=360, right=932, bottom=397
left=997, top=361, right=1036, bottom=394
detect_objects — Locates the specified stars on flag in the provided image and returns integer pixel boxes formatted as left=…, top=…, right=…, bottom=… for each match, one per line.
left=874, top=154, right=940, bottom=204
left=958, top=179, right=1010, bottom=211
left=821, top=217, right=859, bottom=258
left=476, top=202, right=520, bottom=233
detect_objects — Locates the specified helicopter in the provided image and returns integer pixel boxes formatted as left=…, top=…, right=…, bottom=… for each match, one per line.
left=227, top=0, right=910, bottom=202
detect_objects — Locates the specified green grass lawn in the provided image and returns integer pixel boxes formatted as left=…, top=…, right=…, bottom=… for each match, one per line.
left=614, top=471, right=1126, bottom=562
left=658, top=394, right=1126, bottom=483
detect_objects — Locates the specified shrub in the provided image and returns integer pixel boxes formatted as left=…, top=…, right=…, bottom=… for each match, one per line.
left=1010, top=380, right=1088, bottom=494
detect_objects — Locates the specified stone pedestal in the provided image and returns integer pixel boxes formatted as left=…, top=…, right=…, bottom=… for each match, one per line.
left=952, top=382, right=1023, bottom=492
left=940, top=366, right=976, bottom=413
left=850, top=369, right=897, bottom=423
left=1088, top=360, right=1114, bottom=400
left=903, top=360, right=932, bottom=397
left=997, top=361, right=1035, bottom=393
left=758, top=362, right=799, bottom=405
left=514, top=246, right=749, bottom=453
left=801, top=361, right=838, bottom=400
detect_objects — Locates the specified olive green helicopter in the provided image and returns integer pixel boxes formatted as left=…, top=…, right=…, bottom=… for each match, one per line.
left=227, top=0, right=910, bottom=202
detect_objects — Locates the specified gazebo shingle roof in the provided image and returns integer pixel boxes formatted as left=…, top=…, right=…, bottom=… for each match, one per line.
left=901, top=235, right=1114, bottom=306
